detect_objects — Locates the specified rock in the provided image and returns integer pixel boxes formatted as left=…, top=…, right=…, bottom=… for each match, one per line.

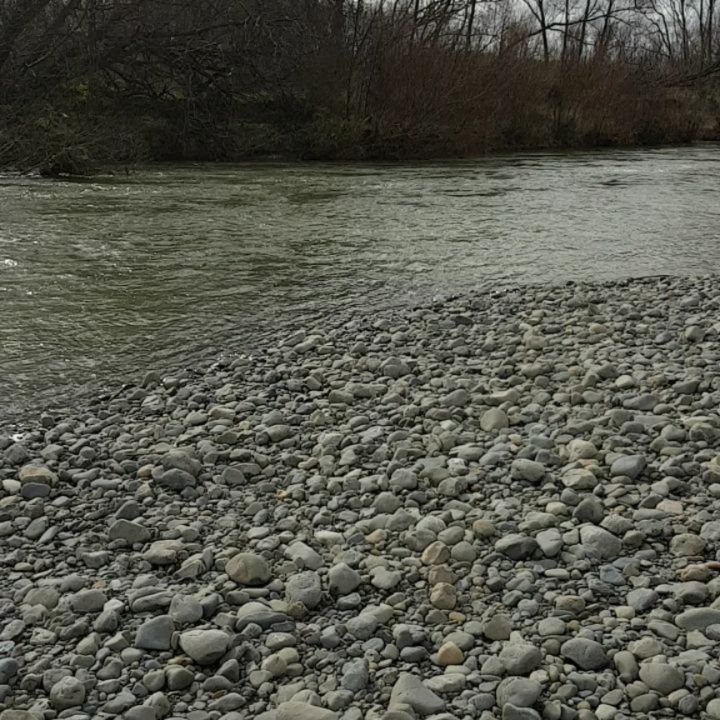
left=135, top=615, right=174, bottom=650
left=341, top=658, right=369, bottom=691
left=638, top=663, right=684, bottom=694
left=610, top=455, right=646, bottom=479
left=495, top=534, right=538, bottom=560
left=328, top=563, right=362, bottom=594
left=442, top=388, right=470, bottom=407
left=169, top=594, right=203, bottom=624
left=162, top=449, right=201, bottom=476
left=484, top=614, right=512, bottom=640
left=286, top=571, right=322, bottom=608
left=480, top=408, right=508, bottom=431
left=18, top=464, right=57, bottom=486
left=670, top=533, right=706, bottom=556
left=157, top=468, right=196, bottom=490
left=179, top=629, right=230, bottom=665
left=707, top=698, right=720, bottom=720
left=390, top=673, right=446, bottom=715
left=429, top=583, right=456, bottom=610
left=226, top=552, right=271, bottom=585
left=511, top=459, right=545, bottom=483
left=49, top=676, right=86, bottom=709
left=285, top=541, right=323, bottom=570
left=276, top=703, right=338, bottom=720
left=675, top=608, right=720, bottom=631
left=496, top=677, right=542, bottom=708
left=561, top=638, right=608, bottom=670
left=143, top=539, right=183, bottom=565
left=580, top=525, right=622, bottom=560
left=627, top=588, right=658, bottom=612
left=499, top=642, right=543, bottom=675
left=502, top=705, right=541, bottom=720
left=437, top=641, right=464, bottom=666
left=68, top=589, right=107, bottom=613
left=109, top=519, right=151, bottom=544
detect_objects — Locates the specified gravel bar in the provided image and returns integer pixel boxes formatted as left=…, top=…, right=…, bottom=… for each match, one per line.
left=2, top=274, right=720, bottom=720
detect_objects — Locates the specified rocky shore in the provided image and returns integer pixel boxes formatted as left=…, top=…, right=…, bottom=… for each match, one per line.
left=2, top=274, right=720, bottom=720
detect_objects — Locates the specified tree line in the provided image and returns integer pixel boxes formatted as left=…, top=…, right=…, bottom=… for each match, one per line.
left=0, top=0, right=718, bottom=171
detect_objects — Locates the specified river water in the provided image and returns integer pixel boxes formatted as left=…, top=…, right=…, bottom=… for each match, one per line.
left=1, top=145, right=719, bottom=421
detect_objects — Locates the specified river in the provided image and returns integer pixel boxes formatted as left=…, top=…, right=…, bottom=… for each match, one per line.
left=1, top=145, right=719, bottom=421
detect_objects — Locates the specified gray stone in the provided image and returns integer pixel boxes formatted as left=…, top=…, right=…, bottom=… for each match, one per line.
left=638, top=663, right=684, bottom=694
left=49, top=676, right=86, bottom=710
left=511, top=459, right=545, bottom=483
left=135, top=615, right=174, bottom=650
left=169, top=594, right=203, bottom=624
left=481, top=408, right=508, bottom=432
left=496, top=677, right=542, bottom=707
left=276, top=703, right=338, bottom=720
left=627, top=588, right=658, bottom=612
left=286, top=571, right=322, bottom=608
left=495, top=534, right=538, bottom=560
left=676, top=608, right=720, bottom=631
left=610, top=455, right=646, bottom=479
left=69, top=589, right=107, bottom=613
left=390, top=673, right=446, bottom=715
left=157, top=468, right=196, bottom=490
left=580, top=525, right=622, bottom=560
left=179, top=629, right=230, bottom=665
left=561, top=638, right=608, bottom=670
left=499, top=643, right=543, bottom=675
left=328, top=563, right=362, bottom=595
left=109, top=519, right=151, bottom=544
left=225, top=552, right=271, bottom=585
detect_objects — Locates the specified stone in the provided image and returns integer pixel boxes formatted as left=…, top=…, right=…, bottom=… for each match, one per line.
left=109, top=519, right=151, bottom=544
left=706, top=698, right=720, bottom=719
left=18, top=464, right=57, bottom=486
left=390, top=673, right=446, bottom=715
left=496, top=677, right=542, bottom=708
left=49, top=676, right=86, bottom=710
left=169, top=594, right=204, bottom=624
left=328, top=563, right=362, bottom=595
left=135, top=615, right=174, bottom=650
left=430, top=583, right=456, bottom=610
left=179, top=629, right=230, bottom=665
left=627, top=588, right=658, bottom=612
left=69, top=589, right=107, bottom=613
left=437, top=641, right=464, bottom=666
left=226, top=552, right=271, bottom=585
left=638, top=663, right=684, bottom=694
left=495, top=534, right=538, bottom=560
left=511, top=459, right=545, bottom=483
left=610, top=455, right=646, bottom=479
left=670, top=533, right=706, bottom=556
left=286, top=571, right=322, bottom=608
left=157, top=468, right=196, bottom=490
left=499, top=642, right=543, bottom=675
left=561, top=638, right=608, bottom=670
left=580, top=525, right=622, bottom=560
left=480, top=408, right=508, bottom=431
left=676, top=608, right=720, bottom=631
left=276, top=703, right=338, bottom=720
left=143, top=539, right=183, bottom=565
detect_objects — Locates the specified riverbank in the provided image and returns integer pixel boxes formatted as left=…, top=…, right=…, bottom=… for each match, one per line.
left=2, top=275, right=720, bottom=720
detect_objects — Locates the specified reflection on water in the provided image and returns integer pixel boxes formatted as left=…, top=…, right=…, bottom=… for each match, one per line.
left=1, top=145, right=720, bottom=420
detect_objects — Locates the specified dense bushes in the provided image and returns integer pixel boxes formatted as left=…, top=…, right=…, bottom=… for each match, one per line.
left=0, top=0, right=718, bottom=172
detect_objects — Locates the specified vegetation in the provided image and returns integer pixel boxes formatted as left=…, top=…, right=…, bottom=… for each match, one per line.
left=0, top=0, right=719, bottom=172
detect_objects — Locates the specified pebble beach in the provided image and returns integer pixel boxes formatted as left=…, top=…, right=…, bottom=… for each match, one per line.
left=2, top=274, right=720, bottom=720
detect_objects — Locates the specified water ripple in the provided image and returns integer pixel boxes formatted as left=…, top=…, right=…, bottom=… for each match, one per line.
left=1, top=144, right=720, bottom=420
